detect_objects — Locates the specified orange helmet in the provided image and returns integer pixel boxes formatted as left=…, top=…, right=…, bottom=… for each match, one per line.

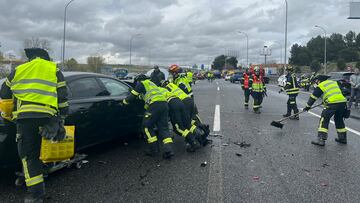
left=169, top=64, right=181, bottom=74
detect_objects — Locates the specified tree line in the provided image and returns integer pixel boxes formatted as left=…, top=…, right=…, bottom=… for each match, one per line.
left=289, top=31, right=360, bottom=72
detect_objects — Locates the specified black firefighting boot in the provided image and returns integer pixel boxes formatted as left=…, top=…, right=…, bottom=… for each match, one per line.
left=290, top=109, right=299, bottom=120
left=283, top=105, right=291, bottom=117
left=335, top=132, right=347, bottom=144
left=244, top=103, right=249, bottom=110
left=311, top=133, right=326, bottom=146
left=162, top=143, right=175, bottom=159
left=254, top=109, right=261, bottom=114
left=185, top=133, right=201, bottom=152
left=311, top=137, right=325, bottom=146
left=24, top=183, right=45, bottom=203
left=145, top=142, right=160, bottom=157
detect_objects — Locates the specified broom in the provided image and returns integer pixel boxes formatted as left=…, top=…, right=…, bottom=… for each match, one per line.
left=270, top=103, right=322, bottom=129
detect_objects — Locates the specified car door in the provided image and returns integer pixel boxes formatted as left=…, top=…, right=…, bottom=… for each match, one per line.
left=97, top=77, right=144, bottom=138
left=66, top=76, right=109, bottom=149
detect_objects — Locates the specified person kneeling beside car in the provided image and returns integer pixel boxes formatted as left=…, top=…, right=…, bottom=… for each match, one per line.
left=122, top=74, right=174, bottom=159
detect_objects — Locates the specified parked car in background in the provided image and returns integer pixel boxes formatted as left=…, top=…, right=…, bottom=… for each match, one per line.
left=0, top=72, right=144, bottom=168
left=328, top=72, right=354, bottom=97
left=124, top=72, right=138, bottom=80
left=278, top=75, right=287, bottom=87
left=230, top=72, right=243, bottom=83
left=225, top=74, right=232, bottom=81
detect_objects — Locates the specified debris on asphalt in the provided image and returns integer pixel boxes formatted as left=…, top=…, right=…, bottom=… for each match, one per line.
left=322, top=163, right=330, bottom=168
left=139, top=169, right=151, bottom=181
left=222, top=143, right=229, bottom=146
left=301, top=168, right=311, bottom=173
left=200, top=161, right=207, bottom=167
left=124, top=142, right=129, bottom=146
left=235, top=153, right=242, bottom=157
left=252, top=176, right=260, bottom=181
left=234, top=141, right=251, bottom=148
left=97, top=161, right=107, bottom=165
left=82, top=160, right=89, bottom=164
left=156, top=164, right=161, bottom=167
left=320, top=181, right=328, bottom=187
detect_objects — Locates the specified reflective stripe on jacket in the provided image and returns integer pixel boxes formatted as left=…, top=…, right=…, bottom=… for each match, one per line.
left=251, top=75, right=265, bottom=92
left=174, top=75, right=193, bottom=96
left=318, top=80, right=347, bottom=104
left=10, top=58, right=58, bottom=118
left=166, top=82, right=189, bottom=101
left=142, top=80, right=167, bottom=105
left=285, top=73, right=299, bottom=95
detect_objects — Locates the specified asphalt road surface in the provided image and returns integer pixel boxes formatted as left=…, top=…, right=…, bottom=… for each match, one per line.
left=1, top=79, right=360, bottom=203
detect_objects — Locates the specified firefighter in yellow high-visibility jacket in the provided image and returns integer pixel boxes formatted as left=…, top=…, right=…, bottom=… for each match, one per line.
left=0, top=48, right=68, bottom=202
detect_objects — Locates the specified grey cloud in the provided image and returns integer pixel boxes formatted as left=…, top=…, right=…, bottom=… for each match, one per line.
left=0, top=0, right=357, bottom=66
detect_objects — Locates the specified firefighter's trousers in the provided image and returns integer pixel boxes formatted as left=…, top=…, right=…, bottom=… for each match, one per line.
left=252, top=92, right=263, bottom=111
left=286, top=94, right=299, bottom=115
left=183, top=97, right=202, bottom=127
left=243, top=88, right=251, bottom=106
left=318, top=102, right=347, bottom=139
left=143, top=101, right=173, bottom=145
left=17, top=118, right=49, bottom=198
left=168, top=98, right=195, bottom=138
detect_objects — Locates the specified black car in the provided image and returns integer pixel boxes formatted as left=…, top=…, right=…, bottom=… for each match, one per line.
left=0, top=72, right=144, bottom=167
left=230, top=72, right=243, bottom=83
left=328, top=72, right=354, bottom=97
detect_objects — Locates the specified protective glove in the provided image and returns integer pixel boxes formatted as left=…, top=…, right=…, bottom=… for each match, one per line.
left=53, top=120, right=66, bottom=141
left=303, top=106, right=311, bottom=112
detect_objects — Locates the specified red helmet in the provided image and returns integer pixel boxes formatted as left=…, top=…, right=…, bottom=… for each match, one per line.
left=169, top=64, right=181, bottom=74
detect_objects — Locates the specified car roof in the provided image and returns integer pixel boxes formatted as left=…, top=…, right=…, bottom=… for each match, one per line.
left=63, top=71, right=105, bottom=77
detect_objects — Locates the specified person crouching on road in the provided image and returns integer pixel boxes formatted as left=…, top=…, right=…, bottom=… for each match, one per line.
left=282, top=66, right=300, bottom=120
left=240, top=68, right=253, bottom=109
left=250, top=66, right=266, bottom=114
left=123, top=74, right=174, bottom=159
left=0, top=48, right=69, bottom=202
left=160, top=80, right=201, bottom=152
left=303, top=75, right=348, bottom=146
left=168, top=65, right=210, bottom=145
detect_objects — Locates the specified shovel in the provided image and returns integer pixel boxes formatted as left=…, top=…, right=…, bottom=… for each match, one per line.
left=270, top=103, right=322, bottom=129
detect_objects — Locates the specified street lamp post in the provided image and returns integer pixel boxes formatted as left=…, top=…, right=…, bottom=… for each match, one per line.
left=315, top=25, right=327, bottom=74
left=238, top=31, right=249, bottom=68
left=62, top=0, right=75, bottom=70
left=129, top=33, right=141, bottom=65
left=284, top=0, right=288, bottom=69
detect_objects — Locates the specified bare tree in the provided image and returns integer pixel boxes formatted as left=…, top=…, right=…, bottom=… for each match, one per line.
left=23, top=37, right=51, bottom=51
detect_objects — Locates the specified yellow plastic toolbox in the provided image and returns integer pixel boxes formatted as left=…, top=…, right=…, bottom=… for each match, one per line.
left=40, top=126, right=75, bottom=163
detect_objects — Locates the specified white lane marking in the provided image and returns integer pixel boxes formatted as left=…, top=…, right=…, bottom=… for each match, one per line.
left=217, top=86, right=220, bottom=91
left=207, top=104, right=223, bottom=203
left=307, top=111, right=360, bottom=136
left=216, top=81, right=219, bottom=85
left=213, top=105, right=221, bottom=132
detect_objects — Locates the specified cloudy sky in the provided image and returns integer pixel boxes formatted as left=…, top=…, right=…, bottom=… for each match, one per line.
left=0, top=0, right=358, bottom=66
